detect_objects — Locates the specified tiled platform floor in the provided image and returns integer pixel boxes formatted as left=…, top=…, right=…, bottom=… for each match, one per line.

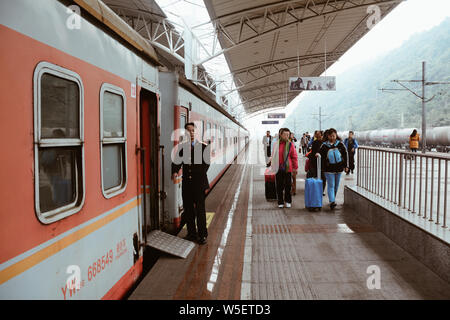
left=129, top=141, right=450, bottom=300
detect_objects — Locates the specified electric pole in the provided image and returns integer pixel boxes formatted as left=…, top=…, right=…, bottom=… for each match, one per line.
left=311, top=106, right=329, bottom=131
left=379, top=61, right=450, bottom=153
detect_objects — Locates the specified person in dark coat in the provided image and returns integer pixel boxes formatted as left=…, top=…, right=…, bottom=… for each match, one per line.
left=308, top=130, right=326, bottom=194
left=171, top=122, right=211, bottom=244
left=317, top=128, right=349, bottom=210
left=343, top=131, right=359, bottom=174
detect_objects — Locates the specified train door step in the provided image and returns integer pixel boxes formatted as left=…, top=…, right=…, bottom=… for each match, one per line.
left=146, top=230, right=195, bottom=258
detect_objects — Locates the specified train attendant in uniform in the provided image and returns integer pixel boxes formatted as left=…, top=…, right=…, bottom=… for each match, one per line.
left=271, top=128, right=298, bottom=208
left=171, top=122, right=211, bottom=245
left=317, top=128, right=348, bottom=210
left=343, top=131, right=359, bottom=175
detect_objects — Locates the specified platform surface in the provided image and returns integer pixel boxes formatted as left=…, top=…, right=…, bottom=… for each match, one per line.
left=129, top=140, right=450, bottom=300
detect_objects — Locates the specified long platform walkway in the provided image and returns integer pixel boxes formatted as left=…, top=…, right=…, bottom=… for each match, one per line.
left=129, top=140, right=450, bottom=300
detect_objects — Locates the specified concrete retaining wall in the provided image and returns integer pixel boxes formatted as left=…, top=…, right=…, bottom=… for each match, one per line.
left=344, top=186, right=450, bottom=284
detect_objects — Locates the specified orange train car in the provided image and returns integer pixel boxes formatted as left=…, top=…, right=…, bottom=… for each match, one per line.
left=0, top=0, right=248, bottom=299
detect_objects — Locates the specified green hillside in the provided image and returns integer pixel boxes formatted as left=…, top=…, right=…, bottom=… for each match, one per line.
left=283, top=18, right=450, bottom=133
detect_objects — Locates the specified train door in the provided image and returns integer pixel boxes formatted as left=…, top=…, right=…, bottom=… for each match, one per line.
left=139, top=88, right=160, bottom=236
left=173, top=106, right=189, bottom=229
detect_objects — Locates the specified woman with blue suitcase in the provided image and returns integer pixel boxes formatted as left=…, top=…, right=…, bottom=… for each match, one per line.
left=317, top=128, right=349, bottom=210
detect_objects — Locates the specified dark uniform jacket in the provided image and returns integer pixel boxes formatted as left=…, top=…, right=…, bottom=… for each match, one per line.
left=308, top=139, right=323, bottom=170
left=171, top=140, right=211, bottom=191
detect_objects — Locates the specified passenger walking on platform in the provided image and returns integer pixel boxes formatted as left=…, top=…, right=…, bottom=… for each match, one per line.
left=271, top=128, right=298, bottom=208
left=318, top=128, right=349, bottom=210
left=309, top=130, right=326, bottom=194
left=307, top=131, right=317, bottom=150
left=301, top=133, right=308, bottom=155
left=343, top=131, right=359, bottom=175
left=290, top=132, right=299, bottom=195
left=409, top=129, right=420, bottom=153
left=262, top=130, right=273, bottom=167
left=171, top=122, right=211, bottom=245
left=290, top=132, right=298, bottom=147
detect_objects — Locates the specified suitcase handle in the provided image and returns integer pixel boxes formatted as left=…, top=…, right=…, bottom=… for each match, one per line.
left=317, top=154, right=321, bottom=179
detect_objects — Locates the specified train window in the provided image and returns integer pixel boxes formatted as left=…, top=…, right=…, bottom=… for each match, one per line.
left=100, top=84, right=127, bottom=198
left=223, top=128, right=227, bottom=149
left=34, top=62, right=85, bottom=224
left=41, top=74, right=80, bottom=138
left=206, top=122, right=211, bottom=144
left=202, top=120, right=206, bottom=141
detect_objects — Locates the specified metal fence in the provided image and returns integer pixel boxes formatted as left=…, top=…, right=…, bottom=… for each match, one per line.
left=356, top=146, right=449, bottom=229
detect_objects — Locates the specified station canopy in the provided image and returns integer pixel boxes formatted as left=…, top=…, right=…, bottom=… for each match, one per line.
left=102, top=0, right=403, bottom=115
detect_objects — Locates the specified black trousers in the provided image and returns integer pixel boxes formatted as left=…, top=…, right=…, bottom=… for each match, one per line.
left=182, top=184, right=208, bottom=238
left=301, top=146, right=307, bottom=155
left=349, top=152, right=355, bottom=171
left=276, top=171, right=292, bottom=205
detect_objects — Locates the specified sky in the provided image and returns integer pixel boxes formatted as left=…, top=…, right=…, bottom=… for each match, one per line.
left=155, top=0, right=450, bottom=138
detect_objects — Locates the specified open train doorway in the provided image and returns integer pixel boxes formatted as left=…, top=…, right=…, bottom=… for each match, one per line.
left=139, top=88, right=160, bottom=235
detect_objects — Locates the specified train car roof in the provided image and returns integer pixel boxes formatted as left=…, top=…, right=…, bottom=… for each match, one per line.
left=71, top=0, right=161, bottom=66
left=72, top=0, right=246, bottom=131
left=178, top=75, right=248, bottom=132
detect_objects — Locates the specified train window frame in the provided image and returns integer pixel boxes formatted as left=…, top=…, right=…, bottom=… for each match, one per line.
left=100, top=83, right=128, bottom=199
left=33, top=62, right=85, bottom=224
left=202, top=120, right=206, bottom=141
left=206, top=122, right=211, bottom=143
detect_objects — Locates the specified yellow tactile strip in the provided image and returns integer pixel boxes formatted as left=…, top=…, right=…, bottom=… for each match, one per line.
left=253, top=223, right=376, bottom=234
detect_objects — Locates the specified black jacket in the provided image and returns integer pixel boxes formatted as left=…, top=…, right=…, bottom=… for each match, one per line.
left=171, top=141, right=211, bottom=191
left=308, top=139, right=323, bottom=170
left=319, top=140, right=348, bottom=173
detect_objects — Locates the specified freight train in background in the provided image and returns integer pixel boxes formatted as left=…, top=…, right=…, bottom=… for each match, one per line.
left=0, top=0, right=248, bottom=299
left=338, top=126, right=450, bottom=152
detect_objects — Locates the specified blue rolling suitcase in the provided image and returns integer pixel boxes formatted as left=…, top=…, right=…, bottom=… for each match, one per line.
left=305, top=155, right=322, bottom=211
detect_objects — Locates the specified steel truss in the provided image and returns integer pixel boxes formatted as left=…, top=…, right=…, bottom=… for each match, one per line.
left=196, top=0, right=401, bottom=65
left=106, top=0, right=401, bottom=114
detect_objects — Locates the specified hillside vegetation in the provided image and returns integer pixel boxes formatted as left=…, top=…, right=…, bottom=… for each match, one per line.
left=284, top=18, right=450, bottom=133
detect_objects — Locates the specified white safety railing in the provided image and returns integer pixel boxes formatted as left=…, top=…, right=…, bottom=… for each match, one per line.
left=357, top=147, right=449, bottom=229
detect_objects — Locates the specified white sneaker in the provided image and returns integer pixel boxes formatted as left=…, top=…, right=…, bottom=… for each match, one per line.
left=278, top=204, right=284, bottom=208
left=285, top=203, right=291, bottom=208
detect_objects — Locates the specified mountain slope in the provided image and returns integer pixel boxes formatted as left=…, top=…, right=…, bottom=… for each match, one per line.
left=283, top=18, right=450, bottom=133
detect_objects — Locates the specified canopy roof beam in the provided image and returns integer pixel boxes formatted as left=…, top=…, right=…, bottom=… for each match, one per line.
left=194, top=0, right=402, bottom=65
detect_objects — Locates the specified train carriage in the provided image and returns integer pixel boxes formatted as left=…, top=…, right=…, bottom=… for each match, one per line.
left=342, top=126, right=450, bottom=152
left=0, top=0, right=248, bottom=299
